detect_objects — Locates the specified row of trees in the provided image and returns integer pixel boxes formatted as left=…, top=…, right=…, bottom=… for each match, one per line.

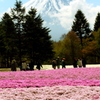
left=53, top=10, right=100, bottom=64
left=0, top=1, right=54, bottom=67
left=0, top=1, right=100, bottom=67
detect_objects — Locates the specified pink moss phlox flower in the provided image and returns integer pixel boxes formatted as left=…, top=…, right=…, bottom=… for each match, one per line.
left=0, top=67, right=100, bottom=88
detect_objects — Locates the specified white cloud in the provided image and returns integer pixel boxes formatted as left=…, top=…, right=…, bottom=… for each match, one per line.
left=50, top=0, right=100, bottom=30
left=1, top=0, right=100, bottom=32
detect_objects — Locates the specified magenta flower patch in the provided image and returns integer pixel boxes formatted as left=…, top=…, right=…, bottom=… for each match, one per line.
left=0, top=67, right=100, bottom=88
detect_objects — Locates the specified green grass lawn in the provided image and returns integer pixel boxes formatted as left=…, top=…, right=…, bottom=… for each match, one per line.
left=0, top=68, right=20, bottom=71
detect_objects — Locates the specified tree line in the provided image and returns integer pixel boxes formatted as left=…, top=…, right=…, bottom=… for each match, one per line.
left=53, top=10, right=100, bottom=64
left=0, top=1, right=100, bottom=68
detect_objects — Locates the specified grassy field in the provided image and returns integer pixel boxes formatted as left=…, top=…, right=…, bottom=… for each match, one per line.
left=0, top=68, right=19, bottom=71
left=0, top=64, right=100, bottom=71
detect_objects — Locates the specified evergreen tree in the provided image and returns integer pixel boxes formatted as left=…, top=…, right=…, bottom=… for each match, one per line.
left=94, top=13, right=100, bottom=31
left=11, top=0, right=25, bottom=64
left=0, top=22, right=5, bottom=53
left=2, top=13, right=17, bottom=67
left=71, top=9, right=91, bottom=46
left=0, top=22, right=6, bottom=66
left=23, top=8, right=54, bottom=62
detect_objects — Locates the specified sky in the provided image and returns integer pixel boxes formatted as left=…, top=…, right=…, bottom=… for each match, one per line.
left=0, top=0, right=28, bottom=13
left=0, top=0, right=100, bottom=40
left=86, top=0, right=100, bottom=7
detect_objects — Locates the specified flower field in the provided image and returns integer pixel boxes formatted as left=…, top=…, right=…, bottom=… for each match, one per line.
left=0, top=67, right=100, bottom=99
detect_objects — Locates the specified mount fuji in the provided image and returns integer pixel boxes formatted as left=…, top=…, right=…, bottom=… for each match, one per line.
left=23, top=0, right=72, bottom=41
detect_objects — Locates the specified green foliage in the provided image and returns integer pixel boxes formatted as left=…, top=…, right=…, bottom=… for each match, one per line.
left=23, top=8, right=54, bottom=61
left=1, top=13, right=18, bottom=67
left=11, top=0, right=26, bottom=64
left=71, top=9, right=91, bottom=45
left=94, top=13, right=100, bottom=31
left=53, top=31, right=81, bottom=64
left=81, top=29, right=100, bottom=63
left=2, top=13, right=17, bottom=54
left=92, top=29, right=100, bottom=57
left=0, top=22, right=5, bottom=55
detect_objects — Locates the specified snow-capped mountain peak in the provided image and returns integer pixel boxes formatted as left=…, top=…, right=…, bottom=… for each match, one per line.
left=23, top=0, right=71, bottom=15
left=23, top=0, right=72, bottom=40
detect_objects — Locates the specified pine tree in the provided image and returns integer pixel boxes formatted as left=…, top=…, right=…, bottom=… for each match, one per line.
left=11, top=0, right=25, bottom=64
left=0, top=22, right=5, bottom=56
left=71, top=9, right=91, bottom=46
left=94, top=12, right=100, bottom=31
left=23, top=8, right=54, bottom=62
left=0, top=22, right=6, bottom=67
left=2, top=13, right=17, bottom=67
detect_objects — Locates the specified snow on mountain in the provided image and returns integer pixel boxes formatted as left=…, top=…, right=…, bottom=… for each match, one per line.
left=23, top=0, right=72, bottom=40
left=0, top=0, right=98, bottom=40
left=24, top=0, right=70, bottom=14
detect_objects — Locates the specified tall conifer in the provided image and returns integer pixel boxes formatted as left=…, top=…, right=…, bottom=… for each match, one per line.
left=94, top=13, right=100, bottom=31
left=71, top=9, right=91, bottom=46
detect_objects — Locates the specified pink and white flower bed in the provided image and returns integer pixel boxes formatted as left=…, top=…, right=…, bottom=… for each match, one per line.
left=0, top=67, right=100, bottom=99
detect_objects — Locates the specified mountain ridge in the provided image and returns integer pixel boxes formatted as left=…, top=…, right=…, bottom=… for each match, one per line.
left=23, top=0, right=72, bottom=40
left=24, top=0, right=71, bottom=14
